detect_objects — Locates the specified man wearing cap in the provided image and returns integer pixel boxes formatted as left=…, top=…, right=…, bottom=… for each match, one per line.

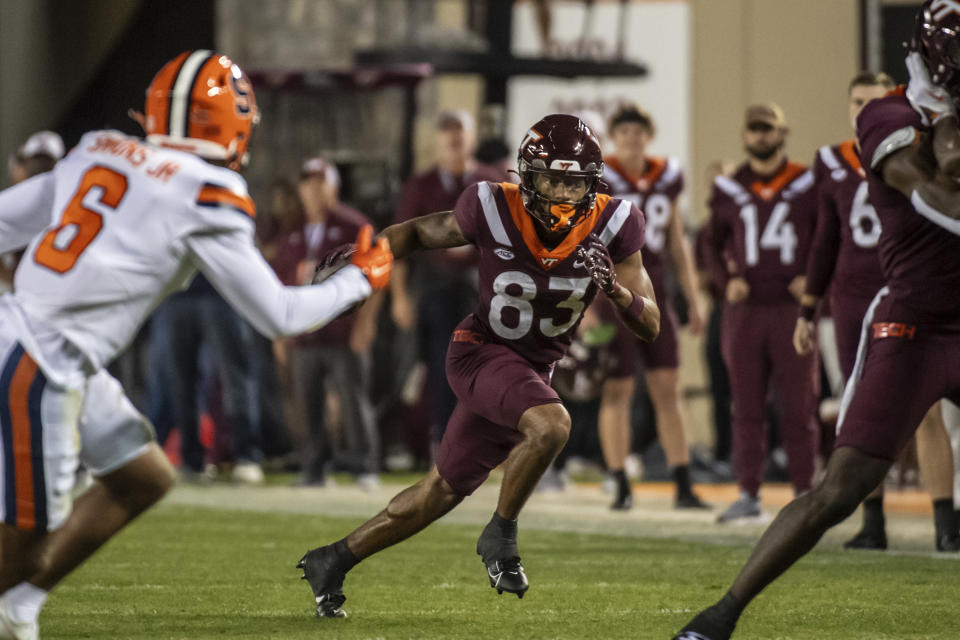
left=703, top=103, right=820, bottom=523
left=271, top=157, right=382, bottom=488
left=391, top=110, right=506, bottom=448
left=3, top=131, right=66, bottom=292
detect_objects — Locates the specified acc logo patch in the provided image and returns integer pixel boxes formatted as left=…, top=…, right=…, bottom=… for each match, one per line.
left=494, top=247, right=514, bottom=260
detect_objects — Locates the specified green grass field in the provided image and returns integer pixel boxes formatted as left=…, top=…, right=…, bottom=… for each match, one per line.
left=38, top=492, right=960, bottom=640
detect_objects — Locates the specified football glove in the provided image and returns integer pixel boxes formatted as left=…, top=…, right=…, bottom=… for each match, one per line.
left=577, top=234, right=618, bottom=296
left=351, top=225, right=393, bottom=290
left=906, top=51, right=958, bottom=126
left=312, top=244, right=356, bottom=285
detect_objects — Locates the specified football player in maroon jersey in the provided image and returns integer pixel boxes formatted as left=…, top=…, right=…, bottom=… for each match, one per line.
left=702, top=103, right=820, bottom=524
left=675, top=3, right=960, bottom=637
left=795, top=71, right=960, bottom=552
left=297, top=114, right=659, bottom=618
left=598, top=104, right=708, bottom=511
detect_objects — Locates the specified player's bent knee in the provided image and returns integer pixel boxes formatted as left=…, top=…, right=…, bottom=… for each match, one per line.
left=101, top=445, right=176, bottom=511
left=519, top=403, right=570, bottom=452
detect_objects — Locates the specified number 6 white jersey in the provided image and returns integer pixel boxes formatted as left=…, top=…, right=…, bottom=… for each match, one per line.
left=451, top=181, right=645, bottom=367
left=0, top=130, right=371, bottom=377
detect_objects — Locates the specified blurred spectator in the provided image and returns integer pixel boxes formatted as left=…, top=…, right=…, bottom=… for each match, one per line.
left=390, top=110, right=506, bottom=448
left=3, top=131, right=65, bottom=291
left=255, top=178, right=306, bottom=461
left=704, top=104, right=820, bottom=523
left=258, top=178, right=305, bottom=263
left=6, top=130, right=64, bottom=184
left=599, top=104, right=708, bottom=511
left=270, top=157, right=382, bottom=488
left=694, top=219, right=732, bottom=470
left=152, top=276, right=265, bottom=484
left=475, top=138, right=512, bottom=178
left=696, top=160, right=736, bottom=469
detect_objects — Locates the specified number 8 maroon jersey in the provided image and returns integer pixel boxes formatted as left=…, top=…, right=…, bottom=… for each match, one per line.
left=453, top=181, right=645, bottom=367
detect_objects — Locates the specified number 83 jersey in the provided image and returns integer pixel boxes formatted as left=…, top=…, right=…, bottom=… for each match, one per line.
left=453, top=181, right=645, bottom=367
left=708, top=160, right=818, bottom=303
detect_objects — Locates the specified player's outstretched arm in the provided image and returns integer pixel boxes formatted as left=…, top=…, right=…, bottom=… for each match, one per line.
left=185, top=230, right=375, bottom=339
left=377, top=211, right=468, bottom=260
left=579, top=236, right=659, bottom=342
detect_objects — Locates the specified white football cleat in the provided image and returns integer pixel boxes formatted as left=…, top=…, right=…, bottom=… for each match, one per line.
left=232, top=461, right=265, bottom=485
left=0, top=598, right=38, bottom=640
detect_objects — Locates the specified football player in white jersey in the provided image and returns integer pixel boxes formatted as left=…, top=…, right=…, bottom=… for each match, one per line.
left=0, top=50, right=392, bottom=639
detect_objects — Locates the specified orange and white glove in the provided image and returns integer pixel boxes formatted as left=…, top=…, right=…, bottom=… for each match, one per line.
left=351, top=225, right=393, bottom=289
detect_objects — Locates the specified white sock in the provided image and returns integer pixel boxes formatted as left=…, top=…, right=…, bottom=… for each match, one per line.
left=3, top=582, right=47, bottom=624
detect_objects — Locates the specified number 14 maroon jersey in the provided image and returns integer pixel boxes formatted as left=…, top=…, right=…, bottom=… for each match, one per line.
left=453, top=181, right=645, bottom=366
left=707, top=160, right=818, bottom=303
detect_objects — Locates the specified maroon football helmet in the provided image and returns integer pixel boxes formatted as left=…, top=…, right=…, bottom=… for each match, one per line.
left=913, top=0, right=960, bottom=107
left=517, top=114, right=603, bottom=232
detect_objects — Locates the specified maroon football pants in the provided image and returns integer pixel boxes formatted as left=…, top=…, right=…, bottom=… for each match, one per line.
left=721, top=301, right=820, bottom=497
left=831, top=289, right=880, bottom=382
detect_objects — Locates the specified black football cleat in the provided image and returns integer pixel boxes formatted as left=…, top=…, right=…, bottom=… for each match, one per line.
left=673, top=606, right=736, bottom=640
left=843, top=528, right=887, bottom=550
left=936, top=532, right=960, bottom=552
left=484, top=556, right=529, bottom=598
left=611, top=491, right=633, bottom=511
left=675, top=492, right=712, bottom=510
left=477, top=524, right=529, bottom=598
left=297, top=546, right=348, bottom=618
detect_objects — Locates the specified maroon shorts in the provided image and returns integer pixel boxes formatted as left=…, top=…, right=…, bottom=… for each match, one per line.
left=831, top=289, right=880, bottom=381
left=600, top=297, right=680, bottom=379
left=835, top=288, right=960, bottom=460
left=436, top=322, right=562, bottom=495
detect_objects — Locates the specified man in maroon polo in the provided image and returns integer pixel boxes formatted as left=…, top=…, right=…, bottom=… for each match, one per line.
left=271, top=157, right=382, bottom=487
left=391, top=110, right=506, bottom=446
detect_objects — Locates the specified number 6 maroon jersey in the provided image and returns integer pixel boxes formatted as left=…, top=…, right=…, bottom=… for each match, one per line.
left=451, top=181, right=645, bottom=367
left=805, top=141, right=885, bottom=301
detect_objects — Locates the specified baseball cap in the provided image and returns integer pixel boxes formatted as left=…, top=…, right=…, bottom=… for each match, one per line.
left=20, top=131, right=65, bottom=160
left=436, top=109, right=475, bottom=132
left=744, top=103, right=788, bottom=129
left=300, top=156, right=340, bottom=187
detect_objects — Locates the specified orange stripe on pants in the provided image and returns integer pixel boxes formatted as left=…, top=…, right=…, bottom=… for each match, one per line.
left=8, top=353, right=38, bottom=530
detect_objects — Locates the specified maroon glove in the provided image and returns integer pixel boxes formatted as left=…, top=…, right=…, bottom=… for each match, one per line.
left=577, top=234, right=618, bottom=296
left=312, top=243, right=356, bottom=284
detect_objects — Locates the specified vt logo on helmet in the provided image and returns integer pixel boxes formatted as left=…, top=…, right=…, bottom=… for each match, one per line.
left=517, top=114, right=604, bottom=233
left=144, top=50, right=259, bottom=171
left=914, top=0, right=960, bottom=109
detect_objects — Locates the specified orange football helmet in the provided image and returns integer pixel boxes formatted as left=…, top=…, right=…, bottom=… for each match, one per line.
left=144, top=50, right=259, bottom=171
